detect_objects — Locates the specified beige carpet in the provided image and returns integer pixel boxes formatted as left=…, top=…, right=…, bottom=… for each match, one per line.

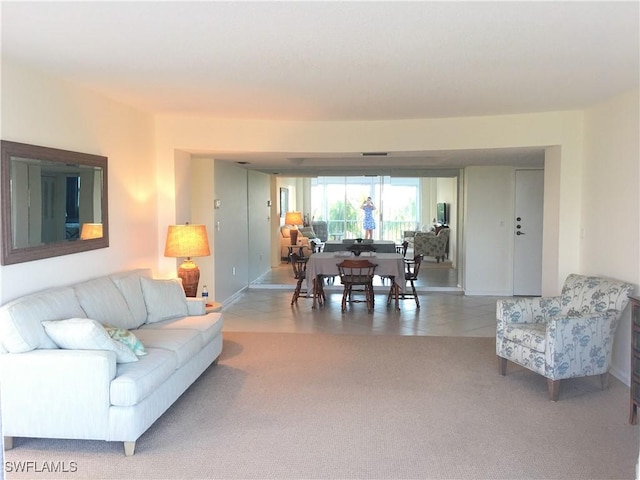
left=5, top=333, right=638, bottom=479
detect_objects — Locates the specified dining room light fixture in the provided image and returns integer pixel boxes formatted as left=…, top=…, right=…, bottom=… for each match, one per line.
left=164, top=223, right=211, bottom=297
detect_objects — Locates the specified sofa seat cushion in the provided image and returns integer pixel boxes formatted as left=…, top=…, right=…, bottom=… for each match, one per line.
left=110, top=348, right=177, bottom=407
left=132, top=328, right=202, bottom=368
left=138, top=313, right=223, bottom=346
left=0, top=287, right=85, bottom=353
left=73, top=277, right=137, bottom=330
left=502, top=323, right=547, bottom=353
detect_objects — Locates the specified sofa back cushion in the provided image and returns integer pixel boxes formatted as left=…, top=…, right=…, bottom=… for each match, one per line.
left=110, top=269, right=152, bottom=328
left=560, top=274, right=634, bottom=316
left=140, top=277, right=189, bottom=323
left=73, top=277, right=137, bottom=329
left=0, top=287, right=85, bottom=353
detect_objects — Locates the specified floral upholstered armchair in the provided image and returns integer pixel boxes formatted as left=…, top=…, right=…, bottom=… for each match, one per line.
left=413, top=228, right=449, bottom=262
left=496, top=274, right=634, bottom=400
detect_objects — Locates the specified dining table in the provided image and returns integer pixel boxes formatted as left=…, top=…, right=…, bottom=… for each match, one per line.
left=304, top=252, right=406, bottom=310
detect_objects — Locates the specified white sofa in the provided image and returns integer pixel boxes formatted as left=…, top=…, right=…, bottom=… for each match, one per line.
left=0, top=268, right=223, bottom=456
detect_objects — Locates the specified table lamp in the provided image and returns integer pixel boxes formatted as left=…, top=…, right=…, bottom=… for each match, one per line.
left=164, top=223, right=211, bottom=297
left=284, top=211, right=303, bottom=245
left=80, top=223, right=103, bottom=240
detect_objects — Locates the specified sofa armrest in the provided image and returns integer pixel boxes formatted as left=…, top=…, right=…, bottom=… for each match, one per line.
left=497, top=296, right=563, bottom=325
left=186, top=297, right=206, bottom=316
left=0, top=349, right=116, bottom=439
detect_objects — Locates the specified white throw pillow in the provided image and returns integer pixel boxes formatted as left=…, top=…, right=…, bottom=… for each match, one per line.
left=140, top=277, right=189, bottom=323
left=41, top=318, right=138, bottom=363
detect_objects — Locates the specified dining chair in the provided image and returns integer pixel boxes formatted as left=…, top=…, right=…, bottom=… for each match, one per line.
left=336, top=259, right=378, bottom=313
left=387, top=254, right=422, bottom=308
left=395, top=240, right=409, bottom=257
left=290, top=253, right=324, bottom=305
left=289, top=252, right=307, bottom=279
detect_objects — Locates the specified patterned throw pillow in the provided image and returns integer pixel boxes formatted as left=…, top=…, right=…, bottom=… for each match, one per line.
left=298, top=227, right=317, bottom=238
left=104, top=325, right=147, bottom=356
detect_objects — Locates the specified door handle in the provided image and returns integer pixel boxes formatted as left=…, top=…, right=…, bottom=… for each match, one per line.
left=516, top=231, right=525, bottom=236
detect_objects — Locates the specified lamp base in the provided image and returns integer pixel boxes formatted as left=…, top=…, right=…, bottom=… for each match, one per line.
left=290, top=229, right=299, bottom=245
left=178, top=259, right=200, bottom=297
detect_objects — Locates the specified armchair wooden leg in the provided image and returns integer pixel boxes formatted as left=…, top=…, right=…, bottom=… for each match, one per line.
left=600, top=372, right=610, bottom=390
left=498, top=356, right=507, bottom=376
left=4, top=436, right=13, bottom=450
left=547, top=379, right=561, bottom=401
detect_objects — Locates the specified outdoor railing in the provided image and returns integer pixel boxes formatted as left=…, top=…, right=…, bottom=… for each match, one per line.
left=324, top=220, right=419, bottom=242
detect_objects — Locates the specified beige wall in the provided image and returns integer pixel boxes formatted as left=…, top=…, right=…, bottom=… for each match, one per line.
left=2, top=58, right=637, bottom=381
left=155, top=109, right=586, bottom=292
left=0, top=62, right=157, bottom=302
left=582, top=89, right=640, bottom=382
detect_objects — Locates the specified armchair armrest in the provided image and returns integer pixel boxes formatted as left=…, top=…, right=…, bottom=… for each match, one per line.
left=497, top=296, right=563, bottom=325
left=545, top=312, right=618, bottom=378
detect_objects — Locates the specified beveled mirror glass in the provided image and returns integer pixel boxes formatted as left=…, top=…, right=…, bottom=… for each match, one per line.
left=1, top=141, right=109, bottom=265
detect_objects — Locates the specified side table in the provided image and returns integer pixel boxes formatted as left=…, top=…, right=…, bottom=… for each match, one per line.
left=205, top=302, right=222, bottom=313
left=286, top=245, right=305, bottom=262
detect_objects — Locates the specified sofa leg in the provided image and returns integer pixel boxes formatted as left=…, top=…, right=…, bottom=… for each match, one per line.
left=498, top=356, right=507, bottom=376
left=124, top=441, right=136, bottom=456
left=547, top=379, right=560, bottom=401
left=4, top=436, right=13, bottom=450
left=600, top=372, right=610, bottom=390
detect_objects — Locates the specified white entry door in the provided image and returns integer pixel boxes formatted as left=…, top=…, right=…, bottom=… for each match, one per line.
left=513, top=170, right=544, bottom=296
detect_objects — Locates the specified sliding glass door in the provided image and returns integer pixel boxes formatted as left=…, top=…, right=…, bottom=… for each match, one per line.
left=379, top=178, right=419, bottom=241
left=310, top=176, right=419, bottom=241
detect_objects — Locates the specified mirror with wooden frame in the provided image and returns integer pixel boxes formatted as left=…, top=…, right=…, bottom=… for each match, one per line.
left=1, top=140, right=109, bottom=265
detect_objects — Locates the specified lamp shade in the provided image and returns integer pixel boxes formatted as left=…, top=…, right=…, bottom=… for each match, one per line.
left=80, top=223, right=103, bottom=240
left=164, top=224, right=211, bottom=258
left=284, top=211, right=303, bottom=226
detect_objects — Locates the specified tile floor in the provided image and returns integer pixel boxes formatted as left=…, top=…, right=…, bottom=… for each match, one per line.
left=220, top=260, right=502, bottom=337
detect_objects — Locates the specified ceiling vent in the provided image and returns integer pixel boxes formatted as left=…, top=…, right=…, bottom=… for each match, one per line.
left=360, top=152, right=388, bottom=157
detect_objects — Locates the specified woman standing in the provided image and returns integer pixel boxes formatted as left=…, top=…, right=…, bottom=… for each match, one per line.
left=361, top=197, right=376, bottom=239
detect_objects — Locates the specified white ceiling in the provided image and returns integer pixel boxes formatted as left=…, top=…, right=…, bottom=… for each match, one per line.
left=2, top=1, right=638, bottom=174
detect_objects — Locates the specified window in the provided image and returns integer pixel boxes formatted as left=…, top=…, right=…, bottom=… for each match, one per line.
left=310, top=176, right=420, bottom=240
